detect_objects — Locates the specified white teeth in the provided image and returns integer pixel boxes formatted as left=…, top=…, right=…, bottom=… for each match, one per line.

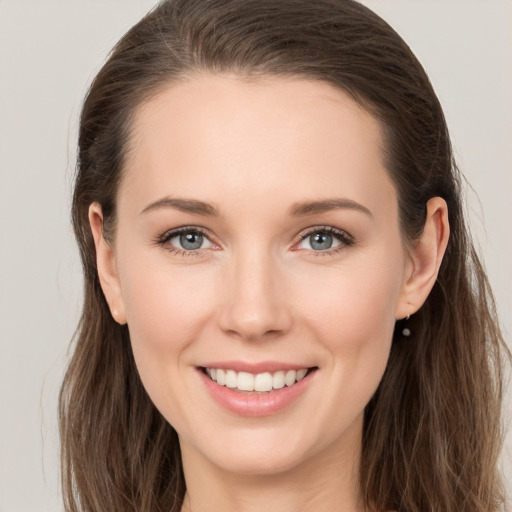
left=205, top=367, right=311, bottom=392
left=285, top=370, right=296, bottom=387
left=296, top=368, right=308, bottom=381
left=254, top=372, right=273, bottom=392
left=237, top=371, right=254, bottom=391
left=225, top=370, right=237, bottom=388
left=216, top=369, right=226, bottom=386
left=272, top=371, right=285, bottom=389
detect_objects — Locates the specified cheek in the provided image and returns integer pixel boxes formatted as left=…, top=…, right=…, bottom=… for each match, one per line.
left=300, top=258, right=401, bottom=343
left=295, top=247, right=404, bottom=386
left=117, top=255, right=221, bottom=429
left=117, top=253, right=217, bottom=372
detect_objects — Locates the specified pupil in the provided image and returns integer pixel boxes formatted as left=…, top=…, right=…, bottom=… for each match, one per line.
left=310, top=232, right=332, bottom=250
left=180, top=232, right=203, bottom=250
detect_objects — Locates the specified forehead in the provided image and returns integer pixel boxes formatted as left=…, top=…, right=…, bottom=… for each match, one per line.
left=120, top=73, right=396, bottom=217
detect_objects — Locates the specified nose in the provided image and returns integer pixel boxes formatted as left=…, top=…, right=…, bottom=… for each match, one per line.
left=218, top=248, right=293, bottom=342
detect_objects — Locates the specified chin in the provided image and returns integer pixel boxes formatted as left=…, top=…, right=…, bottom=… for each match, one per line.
left=181, top=420, right=336, bottom=478
left=210, top=445, right=311, bottom=477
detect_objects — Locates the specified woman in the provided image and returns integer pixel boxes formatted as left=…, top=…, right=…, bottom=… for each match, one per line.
left=59, top=1, right=509, bottom=511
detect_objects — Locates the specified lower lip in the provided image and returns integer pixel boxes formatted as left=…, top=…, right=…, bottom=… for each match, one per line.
left=198, top=369, right=316, bottom=417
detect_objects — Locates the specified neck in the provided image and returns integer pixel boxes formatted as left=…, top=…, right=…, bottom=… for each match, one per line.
left=179, top=419, right=364, bottom=512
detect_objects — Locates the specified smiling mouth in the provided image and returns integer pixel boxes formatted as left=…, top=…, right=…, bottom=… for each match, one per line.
left=201, top=367, right=317, bottom=393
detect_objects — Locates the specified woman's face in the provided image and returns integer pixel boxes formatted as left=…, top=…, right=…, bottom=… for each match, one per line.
left=104, top=75, right=415, bottom=475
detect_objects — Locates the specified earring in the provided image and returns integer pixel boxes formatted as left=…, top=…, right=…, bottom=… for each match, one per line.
left=402, top=315, right=411, bottom=337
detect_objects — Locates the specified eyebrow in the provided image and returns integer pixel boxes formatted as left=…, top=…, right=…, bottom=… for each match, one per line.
left=140, top=197, right=221, bottom=216
left=140, top=196, right=372, bottom=218
left=289, top=198, right=372, bottom=217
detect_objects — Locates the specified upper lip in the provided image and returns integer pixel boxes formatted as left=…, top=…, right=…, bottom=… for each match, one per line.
left=199, top=360, right=316, bottom=374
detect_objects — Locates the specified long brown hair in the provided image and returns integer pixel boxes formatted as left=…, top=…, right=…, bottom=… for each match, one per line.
left=60, top=1, right=510, bottom=510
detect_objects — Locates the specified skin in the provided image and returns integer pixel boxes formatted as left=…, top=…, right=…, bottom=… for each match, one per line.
left=90, top=74, right=449, bottom=512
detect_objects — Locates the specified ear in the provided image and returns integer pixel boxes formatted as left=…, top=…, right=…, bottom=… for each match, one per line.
left=395, top=197, right=450, bottom=320
left=88, top=202, right=127, bottom=325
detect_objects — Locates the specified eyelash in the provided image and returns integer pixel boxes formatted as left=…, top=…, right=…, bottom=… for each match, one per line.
left=295, top=226, right=355, bottom=257
left=154, top=226, right=214, bottom=258
left=154, top=225, right=355, bottom=258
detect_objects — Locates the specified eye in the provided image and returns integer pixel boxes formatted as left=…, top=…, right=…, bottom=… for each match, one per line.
left=156, top=227, right=216, bottom=255
left=169, top=230, right=212, bottom=251
left=296, top=227, right=353, bottom=253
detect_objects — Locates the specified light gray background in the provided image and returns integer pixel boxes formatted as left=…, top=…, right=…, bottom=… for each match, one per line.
left=0, top=1, right=510, bottom=511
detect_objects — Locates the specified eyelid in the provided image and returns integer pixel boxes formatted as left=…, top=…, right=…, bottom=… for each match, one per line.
left=154, top=224, right=354, bottom=257
left=156, top=225, right=213, bottom=242
left=292, top=225, right=355, bottom=252
left=154, top=225, right=220, bottom=255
